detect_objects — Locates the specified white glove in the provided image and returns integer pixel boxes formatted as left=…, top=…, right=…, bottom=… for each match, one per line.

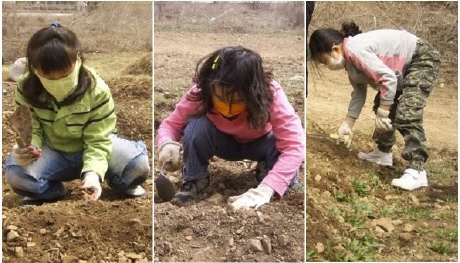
left=78, top=171, right=102, bottom=201
left=338, top=120, right=354, bottom=148
left=375, top=108, right=393, bottom=132
left=228, top=183, right=274, bottom=210
left=158, top=141, right=183, bottom=172
left=12, top=144, right=42, bottom=167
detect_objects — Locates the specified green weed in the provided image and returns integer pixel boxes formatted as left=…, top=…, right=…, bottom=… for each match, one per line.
left=427, top=241, right=457, bottom=255
left=437, top=228, right=458, bottom=242
left=351, top=177, right=372, bottom=197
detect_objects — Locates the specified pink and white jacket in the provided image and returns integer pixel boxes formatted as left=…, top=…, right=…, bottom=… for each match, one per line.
left=157, top=80, right=305, bottom=196
left=343, top=29, right=418, bottom=118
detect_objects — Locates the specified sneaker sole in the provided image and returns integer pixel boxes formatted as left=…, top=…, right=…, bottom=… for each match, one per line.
left=391, top=180, right=428, bottom=191
left=357, top=153, right=393, bottom=166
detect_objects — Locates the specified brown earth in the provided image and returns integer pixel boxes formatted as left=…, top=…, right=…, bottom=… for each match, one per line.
left=153, top=31, right=305, bottom=262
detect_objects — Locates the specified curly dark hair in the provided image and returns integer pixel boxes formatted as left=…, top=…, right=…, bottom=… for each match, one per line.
left=21, top=22, right=94, bottom=108
left=187, top=46, right=274, bottom=130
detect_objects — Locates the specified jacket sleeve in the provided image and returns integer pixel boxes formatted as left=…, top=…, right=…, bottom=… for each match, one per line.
left=156, top=85, right=203, bottom=148
left=81, top=77, right=116, bottom=180
left=347, top=78, right=368, bottom=119
left=346, top=47, right=397, bottom=106
left=261, top=83, right=305, bottom=196
left=14, top=74, right=44, bottom=149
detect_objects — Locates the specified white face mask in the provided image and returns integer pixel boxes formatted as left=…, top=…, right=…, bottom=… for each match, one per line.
left=36, top=58, right=82, bottom=102
left=327, top=55, right=346, bottom=70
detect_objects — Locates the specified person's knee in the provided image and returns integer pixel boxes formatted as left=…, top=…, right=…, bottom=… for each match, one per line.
left=5, top=165, right=27, bottom=189
left=184, top=116, right=215, bottom=144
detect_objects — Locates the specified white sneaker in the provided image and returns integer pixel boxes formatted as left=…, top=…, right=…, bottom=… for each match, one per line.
left=124, top=185, right=147, bottom=197
left=391, top=168, right=428, bottom=191
left=357, top=148, right=393, bottom=166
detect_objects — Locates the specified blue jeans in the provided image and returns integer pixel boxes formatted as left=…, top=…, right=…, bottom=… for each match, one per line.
left=182, top=116, right=298, bottom=184
left=5, top=135, right=150, bottom=200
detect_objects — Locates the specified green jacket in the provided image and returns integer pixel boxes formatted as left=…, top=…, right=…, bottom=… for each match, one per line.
left=15, top=67, right=117, bottom=179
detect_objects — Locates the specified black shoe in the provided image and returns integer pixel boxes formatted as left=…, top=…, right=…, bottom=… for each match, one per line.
left=170, top=176, right=210, bottom=207
left=19, top=196, right=62, bottom=206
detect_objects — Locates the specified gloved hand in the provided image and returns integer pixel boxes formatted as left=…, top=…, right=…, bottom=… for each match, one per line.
left=338, top=120, right=354, bottom=148
left=11, top=144, right=42, bottom=166
left=158, top=141, right=183, bottom=172
left=78, top=171, right=102, bottom=201
left=375, top=108, right=393, bottom=132
left=228, top=183, right=274, bottom=209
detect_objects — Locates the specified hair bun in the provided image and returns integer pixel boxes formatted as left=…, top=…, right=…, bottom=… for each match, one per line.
left=340, top=22, right=362, bottom=37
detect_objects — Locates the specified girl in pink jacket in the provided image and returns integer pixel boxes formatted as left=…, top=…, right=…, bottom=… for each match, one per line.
left=157, top=46, right=305, bottom=209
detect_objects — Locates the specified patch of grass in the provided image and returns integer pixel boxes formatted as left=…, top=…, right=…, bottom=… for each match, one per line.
left=306, top=249, right=318, bottom=261
left=439, top=212, right=457, bottom=221
left=351, top=177, right=372, bottom=197
left=427, top=241, right=458, bottom=255
left=366, top=171, right=382, bottom=187
left=333, top=188, right=352, bottom=202
left=403, top=206, right=432, bottom=220
left=379, top=203, right=402, bottom=218
left=437, top=228, right=458, bottom=242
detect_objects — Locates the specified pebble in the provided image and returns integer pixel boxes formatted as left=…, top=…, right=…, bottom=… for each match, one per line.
left=316, top=242, right=325, bottom=253
left=408, top=193, right=420, bottom=206
left=392, top=219, right=403, bottom=226
left=248, top=239, right=263, bottom=252
left=399, top=233, right=412, bottom=242
left=403, top=224, right=414, bottom=232
left=15, top=247, right=24, bottom=258
left=256, top=211, right=265, bottom=224
left=6, top=225, right=18, bottom=231
left=261, top=235, right=271, bottom=254
left=7, top=230, right=20, bottom=242
left=26, top=242, right=36, bottom=247
left=39, top=228, right=47, bottom=235
left=208, top=193, right=224, bottom=205
left=278, top=234, right=289, bottom=247
left=185, top=235, right=193, bottom=241
left=236, top=226, right=244, bottom=234
left=374, top=218, right=395, bottom=233
left=314, top=174, right=321, bottom=182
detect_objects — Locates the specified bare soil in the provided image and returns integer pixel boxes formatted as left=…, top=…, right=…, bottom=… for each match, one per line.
left=153, top=31, right=305, bottom=262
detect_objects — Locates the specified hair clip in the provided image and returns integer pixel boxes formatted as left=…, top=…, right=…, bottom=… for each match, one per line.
left=211, top=55, right=220, bottom=70
left=50, top=21, right=59, bottom=28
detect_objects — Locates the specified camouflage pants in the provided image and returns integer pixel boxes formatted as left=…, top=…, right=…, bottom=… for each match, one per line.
left=372, top=38, right=441, bottom=171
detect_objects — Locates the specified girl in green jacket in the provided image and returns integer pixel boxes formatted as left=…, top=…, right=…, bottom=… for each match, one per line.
left=5, top=22, right=150, bottom=206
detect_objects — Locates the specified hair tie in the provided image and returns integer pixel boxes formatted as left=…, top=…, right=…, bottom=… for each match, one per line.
left=50, top=21, right=59, bottom=28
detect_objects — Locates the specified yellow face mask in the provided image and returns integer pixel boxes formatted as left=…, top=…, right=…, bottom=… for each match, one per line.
left=212, top=95, right=247, bottom=118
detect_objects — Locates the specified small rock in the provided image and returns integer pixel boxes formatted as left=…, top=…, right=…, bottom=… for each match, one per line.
left=314, top=174, right=321, bottom=182
left=374, top=218, right=395, bottom=233
left=6, top=225, right=18, bottom=231
left=26, top=242, right=36, bottom=248
left=316, top=242, right=325, bottom=253
left=403, top=223, right=414, bottom=232
left=54, top=227, right=65, bottom=237
left=226, top=237, right=234, bottom=247
left=236, top=226, right=244, bottom=234
left=422, top=222, right=429, bottom=228
left=128, top=218, right=141, bottom=224
left=261, top=236, right=271, bottom=254
left=7, top=230, right=20, bottom=242
left=392, top=219, right=403, bottom=226
left=208, top=193, right=224, bottom=204
left=185, top=235, right=193, bottom=241
left=125, top=253, right=144, bottom=259
left=399, top=233, right=412, bottom=242
left=39, top=228, right=47, bottom=235
left=256, top=211, right=265, bottom=224
left=278, top=234, right=289, bottom=247
left=61, top=255, right=79, bottom=263
left=408, top=193, right=420, bottom=206
left=15, top=247, right=24, bottom=258
left=248, top=239, right=263, bottom=252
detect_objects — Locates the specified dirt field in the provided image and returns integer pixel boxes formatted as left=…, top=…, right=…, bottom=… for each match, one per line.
left=2, top=3, right=153, bottom=262
left=307, top=2, right=458, bottom=261
left=153, top=2, right=305, bottom=262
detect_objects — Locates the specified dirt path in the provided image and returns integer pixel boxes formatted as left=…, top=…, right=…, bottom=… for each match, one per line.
left=154, top=31, right=305, bottom=262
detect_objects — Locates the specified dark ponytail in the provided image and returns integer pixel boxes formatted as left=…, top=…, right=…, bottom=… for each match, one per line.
left=340, top=22, right=362, bottom=37
left=309, top=21, right=362, bottom=61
